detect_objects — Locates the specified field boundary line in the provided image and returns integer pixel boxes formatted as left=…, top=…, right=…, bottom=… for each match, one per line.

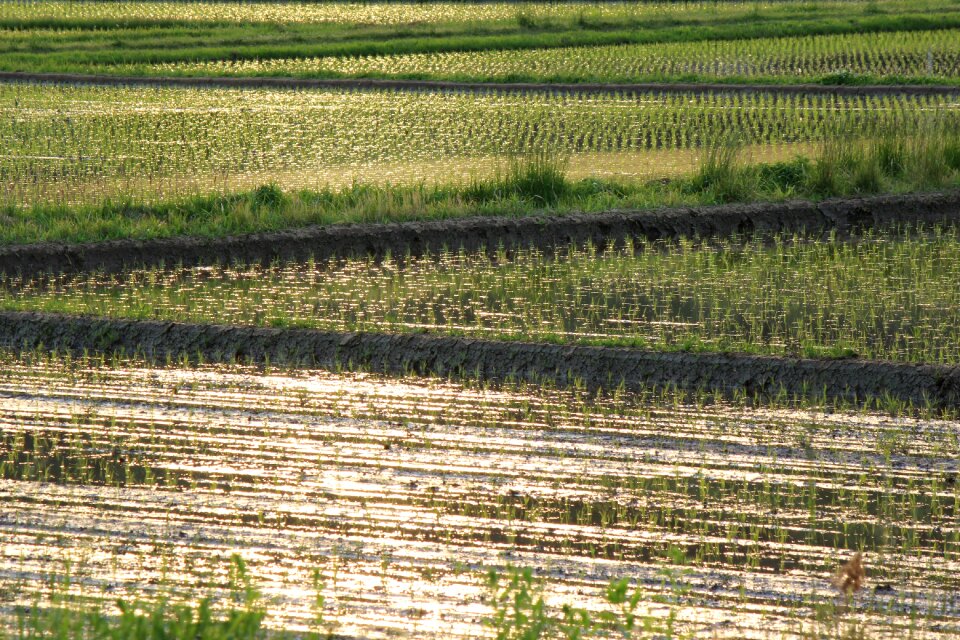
left=2, top=190, right=959, bottom=279
left=1, top=71, right=959, bottom=97
left=2, top=310, right=958, bottom=408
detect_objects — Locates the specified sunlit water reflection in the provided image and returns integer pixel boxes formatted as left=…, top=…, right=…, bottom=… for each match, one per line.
left=0, top=357, right=958, bottom=637
left=2, top=81, right=953, bottom=207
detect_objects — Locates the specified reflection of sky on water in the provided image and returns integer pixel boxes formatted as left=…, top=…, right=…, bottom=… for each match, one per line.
left=0, top=360, right=958, bottom=637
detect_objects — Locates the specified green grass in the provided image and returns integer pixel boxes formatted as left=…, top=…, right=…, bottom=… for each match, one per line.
left=0, top=554, right=266, bottom=640
left=2, top=1, right=959, bottom=80
left=3, top=560, right=947, bottom=640
left=4, top=555, right=268, bottom=640
left=10, top=599, right=265, bottom=640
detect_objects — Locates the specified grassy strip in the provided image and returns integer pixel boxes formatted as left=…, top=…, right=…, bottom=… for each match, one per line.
left=3, top=120, right=960, bottom=247
left=1, top=4, right=959, bottom=77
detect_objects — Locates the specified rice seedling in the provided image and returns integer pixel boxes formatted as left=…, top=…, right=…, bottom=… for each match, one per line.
left=0, top=353, right=956, bottom=637
left=1, top=82, right=956, bottom=211
left=7, top=223, right=960, bottom=364
left=160, top=28, right=960, bottom=86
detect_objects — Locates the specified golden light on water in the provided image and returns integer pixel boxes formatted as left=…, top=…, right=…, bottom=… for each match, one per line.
left=1, top=356, right=958, bottom=637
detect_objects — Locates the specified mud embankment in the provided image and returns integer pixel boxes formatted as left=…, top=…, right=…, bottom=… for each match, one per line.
left=2, top=71, right=959, bottom=97
left=3, top=311, right=958, bottom=409
left=3, top=190, right=960, bottom=279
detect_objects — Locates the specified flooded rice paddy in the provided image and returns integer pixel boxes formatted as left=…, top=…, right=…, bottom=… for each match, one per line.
left=1, top=83, right=956, bottom=207
left=6, top=230, right=960, bottom=364
left=161, top=29, right=960, bottom=83
left=0, top=1, right=760, bottom=26
left=0, top=354, right=958, bottom=637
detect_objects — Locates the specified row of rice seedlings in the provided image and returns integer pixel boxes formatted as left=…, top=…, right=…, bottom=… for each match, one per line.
left=1, top=350, right=957, bottom=636
left=7, top=225, right=960, bottom=364
left=1, top=82, right=955, bottom=207
left=0, top=0, right=925, bottom=28
left=1, top=343, right=954, bottom=420
left=3, top=349, right=958, bottom=585
left=167, top=28, right=960, bottom=82
left=6, top=409, right=952, bottom=565
left=8, top=355, right=960, bottom=569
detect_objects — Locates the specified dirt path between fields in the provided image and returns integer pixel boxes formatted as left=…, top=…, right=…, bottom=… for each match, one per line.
left=1, top=70, right=959, bottom=97
left=2, top=190, right=959, bottom=279
left=2, top=311, right=957, bottom=408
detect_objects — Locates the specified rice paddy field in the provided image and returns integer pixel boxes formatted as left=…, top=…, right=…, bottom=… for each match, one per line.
left=1, top=83, right=958, bottom=208
left=2, top=0, right=960, bottom=86
left=0, top=354, right=958, bottom=638
left=4, top=1, right=960, bottom=638
left=150, top=29, right=960, bottom=84
left=2, top=1, right=924, bottom=26
left=5, top=229, right=960, bottom=364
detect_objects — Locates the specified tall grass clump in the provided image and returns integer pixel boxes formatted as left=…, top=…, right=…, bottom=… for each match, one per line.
left=688, top=133, right=759, bottom=203
left=810, top=114, right=960, bottom=195
left=902, top=116, right=960, bottom=187
left=250, top=183, right=288, bottom=212
left=465, top=151, right=570, bottom=206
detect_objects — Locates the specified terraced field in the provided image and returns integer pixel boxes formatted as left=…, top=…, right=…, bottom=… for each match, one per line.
left=2, top=0, right=959, bottom=86
left=0, top=1, right=746, bottom=26
left=6, top=229, right=960, bottom=363
left=154, top=29, right=960, bottom=84
left=5, top=2, right=960, bottom=637
left=2, top=83, right=956, bottom=208
left=1, top=355, right=958, bottom=638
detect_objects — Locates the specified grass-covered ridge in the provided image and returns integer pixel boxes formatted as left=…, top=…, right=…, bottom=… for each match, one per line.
left=2, top=118, right=959, bottom=246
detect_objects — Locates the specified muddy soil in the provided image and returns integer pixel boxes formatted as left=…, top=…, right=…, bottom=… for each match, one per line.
left=3, top=190, right=960, bottom=279
left=2, top=71, right=959, bottom=97
left=3, top=311, right=958, bottom=408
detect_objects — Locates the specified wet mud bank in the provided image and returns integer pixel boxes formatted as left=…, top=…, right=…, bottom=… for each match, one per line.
left=1, top=71, right=958, bottom=98
left=3, top=311, right=959, bottom=409
left=3, top=190, right=960, bottom=279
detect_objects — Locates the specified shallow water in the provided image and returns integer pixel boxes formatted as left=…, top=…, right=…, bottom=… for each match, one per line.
left=0, top=355, right=958, bottom=637
left=1, top=82, right=953, bottom=207
left=7, top=233, right=960, bottom=364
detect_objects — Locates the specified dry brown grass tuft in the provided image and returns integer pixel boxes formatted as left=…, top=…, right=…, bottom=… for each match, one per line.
left=831, top=552, right=866, bottom=595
